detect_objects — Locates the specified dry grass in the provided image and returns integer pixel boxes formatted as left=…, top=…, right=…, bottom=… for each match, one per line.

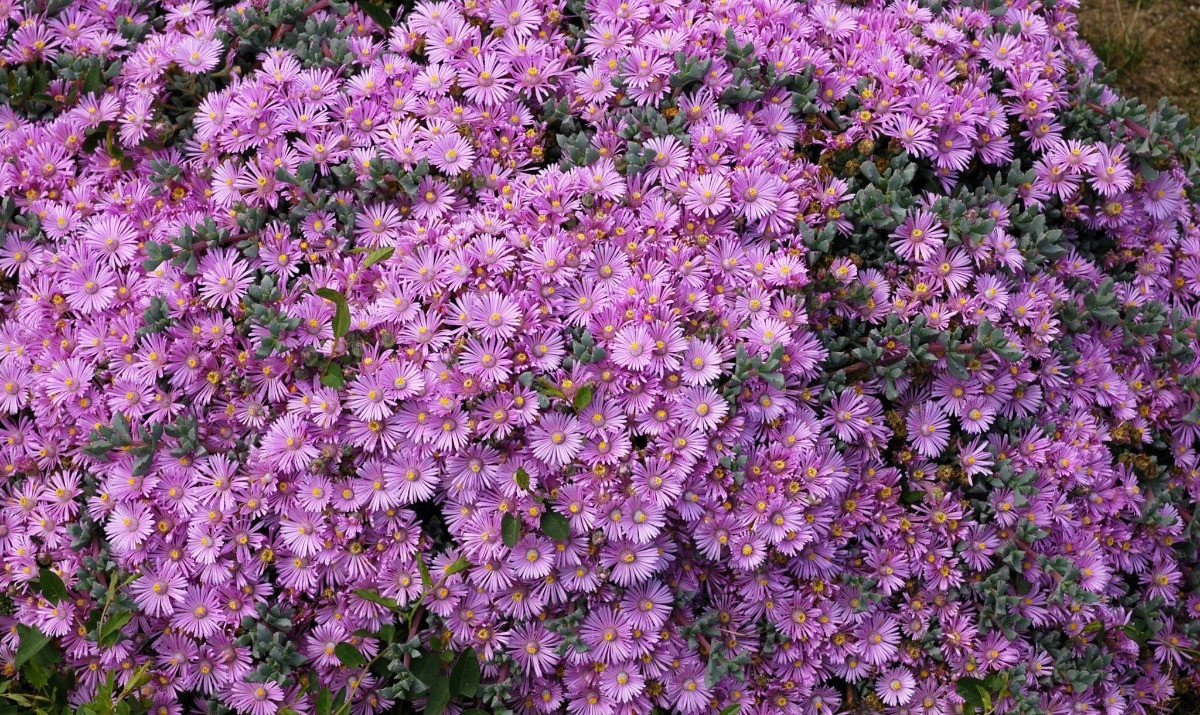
left=1077, top=0, right=1200, bottom=122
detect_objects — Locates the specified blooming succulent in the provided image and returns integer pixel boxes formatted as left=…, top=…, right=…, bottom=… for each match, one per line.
left=1, top=0, right=1200, bottom=713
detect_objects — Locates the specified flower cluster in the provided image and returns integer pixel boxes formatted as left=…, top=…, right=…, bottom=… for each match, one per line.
left=1, top=0, right=1199, bottom=713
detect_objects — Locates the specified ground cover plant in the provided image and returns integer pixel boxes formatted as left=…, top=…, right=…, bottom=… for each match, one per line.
left=1, top=0, right=1200, bottom=713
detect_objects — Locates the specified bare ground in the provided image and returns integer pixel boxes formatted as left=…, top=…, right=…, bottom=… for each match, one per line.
left=1077, top=0, right=1200, bottom=122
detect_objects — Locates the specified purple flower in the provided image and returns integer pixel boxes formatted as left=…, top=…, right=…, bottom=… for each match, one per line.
left=172, top=586, right=223, bottom=640
left=227, top=680, right=282, bottom=715
left=681, top=173, right=730, bottom=216
left=0, top=0, right=1197, bottom=712
left=105, top=501, right=153, bottom=553
left=875, top=666, right=915, bottom=706
left=131, top=568, right=187, bottom=617
left=507, top=624, right=561, bottom=678
left=260, top=414, right=319, bottom=473
left=892, top=210, right=946, bottom=262
left=579, top=607, right=632, bottom=664
left=906, top=402, right=951, bottom=457
left=426, top=133, right=476, bottom=175
left=1089, top=143, right=1134, bottom=196
left=858, top=614, right=901, bottom=666
left=528, top=412, right=584, bottom=468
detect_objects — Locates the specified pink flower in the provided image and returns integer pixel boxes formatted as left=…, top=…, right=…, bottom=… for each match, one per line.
left=199, top=249, right=254, bottom=309
left=176, top=36, right=221, bottom=73
left=227, top=680, right=283, bottom=715
left=611, top=324, right=653, bottom=371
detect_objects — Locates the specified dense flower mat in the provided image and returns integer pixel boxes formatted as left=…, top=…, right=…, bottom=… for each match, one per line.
left=1, top=0, right=1200, bottom=712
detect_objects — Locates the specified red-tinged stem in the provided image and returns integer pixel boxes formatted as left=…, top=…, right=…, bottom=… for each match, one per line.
left=1086, top=102, right=1178, bottom=152
left=271, top=0, right=332, bottom=43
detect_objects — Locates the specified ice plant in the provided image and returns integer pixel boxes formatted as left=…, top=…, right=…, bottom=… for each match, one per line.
left=1, top=0, right=1200, bottom=713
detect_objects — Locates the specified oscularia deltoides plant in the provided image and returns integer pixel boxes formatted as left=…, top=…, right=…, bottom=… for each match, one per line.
left=1, top=0, right=1200, bottom=713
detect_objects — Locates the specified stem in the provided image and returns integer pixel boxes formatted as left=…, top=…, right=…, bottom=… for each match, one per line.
left=332, top=648, right=386, bottom=715
left=818, top=112, right=841, bottom=133
left=189, top=231, right=254, bottom=254
left=1085, top=102, right=1178, bottom=152
left=336, top=560, right=464, bottom=711
left=402, top=607, right=424, bottom=669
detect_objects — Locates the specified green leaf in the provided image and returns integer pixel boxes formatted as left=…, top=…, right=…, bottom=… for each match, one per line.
left=955, top=677, right=989, bottom=713
left=83, top=64, right=103, bottom=94
left=573, top=383, right=594, bottom=412
left=131, top=451, right=154, bottom=477
left=37, top=567, right=68, bottom=604
left=14, top=625, right=51, bottom=669
left=720, top=705, right=742, bottom=715
left=99, top=610, right=132, bottom=647
left=362, top=246, right=394, bottom=269
left=412, top=652, right=441, bottom=687
left=355, top=0, right=394, bottom=29
left=417, top=553, right=433, bottom=589
left=444, top=557, right=471, bottom=577
left=353, top=588, right=402, bottom=613
left=315, top=288, right=350, bottom=338
left=111, top=412, right=131, bottom=443
left=534, top=377, right=565, bottom=400
left=540, top=510, right=571, bottom=540
left=425, top=677, right=451, bottom=715
left=501, top=513, right=521, bottom=547
left=449, top=648, right=481, bottom=697
left=982, top=672, right=1007, bottom=693
left=514, top=466, right=530, bottom=491
left=21, top=658, right=50, bottom=689
left=316, top=688, right=332, bottom=715
left=320, top=361, right=345, bottom=389
left=334, top=642, right=367, bottom=669
left=1124, top=623, right=1151, bottom=645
